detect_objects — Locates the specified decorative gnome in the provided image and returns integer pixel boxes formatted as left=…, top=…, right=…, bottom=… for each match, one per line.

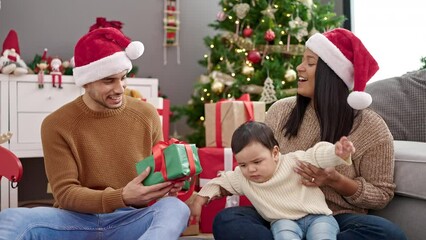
left=0, top=30, right=29, bottom=75
left=50, top=58, right=63, bottom=88
left=36, top=49, right=49, bottom=89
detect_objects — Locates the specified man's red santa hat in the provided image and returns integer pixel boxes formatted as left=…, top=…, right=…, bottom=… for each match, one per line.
left=306, top=28, right=379, bottom=110
left=72, top=27, right=144, bottom=87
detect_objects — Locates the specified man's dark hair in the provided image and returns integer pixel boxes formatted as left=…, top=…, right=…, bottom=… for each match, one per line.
left=231, top=121, right=279, bottom=154
left=283, top=58, right=358, bottom=143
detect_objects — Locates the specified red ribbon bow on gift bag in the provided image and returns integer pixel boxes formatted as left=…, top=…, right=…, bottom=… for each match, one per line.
left=152, top=138, right=197, bottom=202
left=215, top=93, right=254, bottom=148
left=89, top=17, right=124, bottom=32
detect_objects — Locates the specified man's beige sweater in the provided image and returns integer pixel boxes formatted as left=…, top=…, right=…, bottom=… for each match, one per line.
left=198, top=142, right=351, bottom=222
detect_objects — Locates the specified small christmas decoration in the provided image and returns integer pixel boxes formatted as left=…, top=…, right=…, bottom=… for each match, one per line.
left=50, top=58, right=63, bottom=89
left=284, top=68, right=297, bottom=82
left=242, top=63, right=254, bottom=76
left=242, top=26, right=253, bottom=38
left=289, top=16, right=309, bottom=42
left=163, top=0, right=181, bottom=65
left=259, top=76, right=277, bottom=104
left=261, top=4, right=277, bottom=19
left=211, top=81, right=225, bottom=94
left=264, top=29, right=276, bottom=42
left=0, top=29, right=28, bottom=75
left=233, top=3, right=250, bottom=19
left=37, top=49, right=48, bottom=89
left=247, top=50, right=261, bottom=64
left=216, top=11, right=227, bottom=22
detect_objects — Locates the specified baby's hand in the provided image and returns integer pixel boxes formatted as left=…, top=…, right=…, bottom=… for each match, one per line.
left=335, top=136, right=355, bottom=160
left=188, top=195, right=208, bottom=225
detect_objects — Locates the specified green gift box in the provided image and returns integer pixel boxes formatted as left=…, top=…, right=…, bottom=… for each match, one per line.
left=136, top=143, right=203, bottom=186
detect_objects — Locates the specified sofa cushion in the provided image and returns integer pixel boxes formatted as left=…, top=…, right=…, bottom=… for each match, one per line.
left=365, top=70, right=426, bottom=142
left=393, top=140, right=426, bottom=200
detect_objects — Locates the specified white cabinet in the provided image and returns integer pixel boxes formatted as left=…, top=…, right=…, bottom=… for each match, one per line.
left=0, top=74, right=158, bottom=210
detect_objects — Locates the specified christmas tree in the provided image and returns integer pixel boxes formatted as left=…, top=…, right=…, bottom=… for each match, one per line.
left=172, top=0, right=345, bottom=146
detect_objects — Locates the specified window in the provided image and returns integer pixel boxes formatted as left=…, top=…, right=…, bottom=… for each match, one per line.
left=350, top=0, right=426, bottom=82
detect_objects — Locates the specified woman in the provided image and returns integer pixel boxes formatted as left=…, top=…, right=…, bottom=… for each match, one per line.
left=213, top=28, right=407, bottom=240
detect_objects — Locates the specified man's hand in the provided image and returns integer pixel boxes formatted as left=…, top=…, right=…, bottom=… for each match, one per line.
left=167, top=181, right=185, bottom=197
left=122, top=166, right=174, bottom=207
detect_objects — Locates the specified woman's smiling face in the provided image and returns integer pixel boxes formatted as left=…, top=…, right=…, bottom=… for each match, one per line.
left=296, top=48, right=318, bottom=99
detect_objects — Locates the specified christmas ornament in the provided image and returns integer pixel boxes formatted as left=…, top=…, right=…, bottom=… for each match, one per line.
left=289, top=16, right=309, bottom=42
left=211, top=81, right=225, bottom=94
left=198, top=74, right=210, bottom=84
left=284, top=68, right=297, bottom=82
left=242, top=64, right=255, bottom=76
left=226, top=59, right=235, bottom=73
left=242, top=26, right=253, bottom=38
left=163, top=0, right=181, bottom=65
left=261, top=4, right=277, bottom=19
left=247, top=50, right=261, bottom=64
left=264, top=29, right=276, bottom=42
left=211, top=71, right=236, bottom=86
left=216, top=11, right=227, bottom=22
left=233, top=3, right=250, bottom=19
left=259, top=77, right=277, bottom=104
left=240, top=84, right=263, bottom=94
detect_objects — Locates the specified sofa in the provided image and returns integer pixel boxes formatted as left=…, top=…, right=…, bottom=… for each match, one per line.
left=366, top=69, right=426, bottom=240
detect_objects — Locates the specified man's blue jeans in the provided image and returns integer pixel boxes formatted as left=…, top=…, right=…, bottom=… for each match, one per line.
left=271, top=214, right=339, bottom=240
left=213, top=206, right=407, bottom=240
left=0, top=197, right=190, bottom=240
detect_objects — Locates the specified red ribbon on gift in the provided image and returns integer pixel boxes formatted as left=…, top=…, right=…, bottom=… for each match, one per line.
left=215, top=93, right=254, bottom=148
left=151, top=138, right=197, bottom=202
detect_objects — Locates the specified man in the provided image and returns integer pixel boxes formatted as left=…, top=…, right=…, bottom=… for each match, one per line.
left=0, top=27, right=190, bottom=239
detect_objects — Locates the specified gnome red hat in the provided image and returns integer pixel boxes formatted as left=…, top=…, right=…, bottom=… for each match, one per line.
left=2, top=30, right=20, bottom=54
left=306, top=28, right=379, bottom=110
left=41, top=48, right=48, bottom=63
left=72, top=27, right=144, bottom=87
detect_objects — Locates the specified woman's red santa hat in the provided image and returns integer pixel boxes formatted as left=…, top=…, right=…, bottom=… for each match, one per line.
left=72, top=27, right=144, bottom=87
left=306, top=28, right=379, bottom=110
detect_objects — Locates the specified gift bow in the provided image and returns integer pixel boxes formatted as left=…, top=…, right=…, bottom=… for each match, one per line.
left=215, top=93, right=254, bottom=148
left=89, top=17, right=124, bottom=32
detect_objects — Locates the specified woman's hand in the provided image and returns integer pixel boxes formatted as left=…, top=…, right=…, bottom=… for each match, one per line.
left=294, top=160, right=358, bottom=196
left=294, top=161, right=341, bottom=187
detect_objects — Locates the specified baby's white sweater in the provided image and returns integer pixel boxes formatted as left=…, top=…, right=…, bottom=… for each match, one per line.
left=198, top=142, right=352, bottom=221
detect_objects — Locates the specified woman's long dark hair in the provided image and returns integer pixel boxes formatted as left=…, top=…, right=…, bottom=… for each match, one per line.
left=283, top=58, right=358, bottom=143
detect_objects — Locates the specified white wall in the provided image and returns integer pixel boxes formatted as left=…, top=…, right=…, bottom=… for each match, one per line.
left=351, top=0, right=426, bottom=82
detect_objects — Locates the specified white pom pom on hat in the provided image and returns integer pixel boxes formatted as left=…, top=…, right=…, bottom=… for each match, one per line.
left=126, top=41, right=144, bottom=60
left=306, top=28, right=379, bottom=110
left=72, top=27, right=145, bottom=87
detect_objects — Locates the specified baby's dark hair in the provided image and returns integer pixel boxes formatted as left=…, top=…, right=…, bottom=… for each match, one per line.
left=231, top=121, right=280, bottom=154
